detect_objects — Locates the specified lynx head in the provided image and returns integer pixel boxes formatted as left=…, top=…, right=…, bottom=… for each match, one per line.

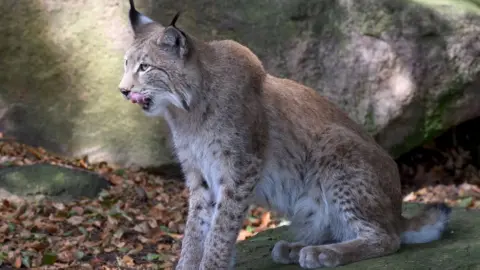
left=118, top=0, right=201, bottom=117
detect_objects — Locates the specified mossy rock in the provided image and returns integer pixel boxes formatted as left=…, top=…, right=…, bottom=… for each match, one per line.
left=0, top=164, right=110, bottom=202
left=0, top=0, right=479, bottom=169
left=236, top=203, right=480, bottom=269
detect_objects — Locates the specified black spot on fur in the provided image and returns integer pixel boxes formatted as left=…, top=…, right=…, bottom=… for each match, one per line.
left=225, top=189, right=234, bottom=199
left=234, top=194, right=247, bottom=202
left=202, top=104, right=212, bottom=122
left=210, top=200, right=216, bottom=208
left=201, top=179, right=209, bottom=189
left=298, top=169, right=305, bottom=181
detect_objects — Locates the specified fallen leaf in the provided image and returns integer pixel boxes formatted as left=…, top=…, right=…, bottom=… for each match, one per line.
left=121, top=255, right=135, bottom=267
left=67, top=216, right=84, bottom=226
left=14, top=256, right=22, bottom=268
left=57, top=251, right=75, bottom=263
left=237, top=230, right=253, bottom=242
left=458, top=197, right=474, bottom=208
left=70, top=206, right=85, bottom=216
left=41, top=252, right=57, bottom=265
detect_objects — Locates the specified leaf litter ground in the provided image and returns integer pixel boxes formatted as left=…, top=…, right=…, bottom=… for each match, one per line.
left=1, top=118, right=480, bottom=269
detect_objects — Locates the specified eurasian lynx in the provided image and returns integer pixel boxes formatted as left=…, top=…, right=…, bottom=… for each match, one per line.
left=118, top=1, right=451, bottom=269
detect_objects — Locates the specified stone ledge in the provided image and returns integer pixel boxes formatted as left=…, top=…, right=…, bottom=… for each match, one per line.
left=235, top=203, right=480, bottom=269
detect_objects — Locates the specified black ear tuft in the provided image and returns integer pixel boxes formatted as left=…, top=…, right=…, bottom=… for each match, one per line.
left=159, top=12, right=190, bottom=58
left=169, top=12, right=181, bottom=27
left=128, top=0, right=154, bottom=34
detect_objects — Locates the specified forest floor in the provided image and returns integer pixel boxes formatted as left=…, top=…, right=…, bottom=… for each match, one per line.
left=1, top=118, right=480, bottom=269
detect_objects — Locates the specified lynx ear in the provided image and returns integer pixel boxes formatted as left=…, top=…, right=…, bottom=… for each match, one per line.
left=128, top=0, right=154, bottom=34
left=158, top=12, right=189, bottom=58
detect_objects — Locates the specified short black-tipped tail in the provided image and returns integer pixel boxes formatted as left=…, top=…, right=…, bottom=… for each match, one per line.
left=400, top=203, right=452, bottom=244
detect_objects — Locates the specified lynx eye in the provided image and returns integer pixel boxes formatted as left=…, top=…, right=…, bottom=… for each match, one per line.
left=139, top=63, right=150, bottom=72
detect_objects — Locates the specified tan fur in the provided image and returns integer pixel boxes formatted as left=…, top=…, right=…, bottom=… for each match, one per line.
left=119, top=3, right=451, bottom=269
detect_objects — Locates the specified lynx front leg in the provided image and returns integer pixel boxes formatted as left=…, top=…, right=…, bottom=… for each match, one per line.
left=199, top=159, right=261, bottom=270
left=176, top=170, right=215, bottom=270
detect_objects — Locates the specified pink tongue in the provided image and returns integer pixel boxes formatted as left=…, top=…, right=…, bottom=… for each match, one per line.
left=129, top=92, right=145, bottom=104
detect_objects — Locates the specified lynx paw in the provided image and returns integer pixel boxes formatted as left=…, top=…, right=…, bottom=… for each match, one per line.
left=271, top=240, right=303, bottom=264
left=298, top=246, right=339, bottom=269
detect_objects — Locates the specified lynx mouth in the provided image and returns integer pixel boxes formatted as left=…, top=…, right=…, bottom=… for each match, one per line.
left=128, top=92, right=152, bottom=110
left=141, top=97, right=152, bottom=110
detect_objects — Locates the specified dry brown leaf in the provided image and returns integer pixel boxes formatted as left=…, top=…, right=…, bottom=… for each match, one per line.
left=84, top=240, right=103, bottom=248
left=71, top=206, right=85, bottom=216
left=67, top=216, right=84, bottom=226
left=14, top=256, right=22, bottom=268
left=0, top=223, right=9, bottom=233
left=107, top=216, right=118, bottom=226
left=127, top=244, right=144, bottom=255
left=133, top=222, right=150, bottom=234
left=52, top=203, right=66, bottom=211
left=237, top=229, right=253, bottom=241
left=103, top=246, right=116, bottom=252
left=113, top=241, right=126, bottom=248
left=25, top=240, right=48, bottom=251
left=137, top=235, right=151, bottom=244
left=257, top=212, right=270, bottom=231
left=121, top=255, right=135, bottom=267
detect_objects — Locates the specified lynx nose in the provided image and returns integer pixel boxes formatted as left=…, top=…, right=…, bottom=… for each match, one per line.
left=119, top=88, right=130, bottom=98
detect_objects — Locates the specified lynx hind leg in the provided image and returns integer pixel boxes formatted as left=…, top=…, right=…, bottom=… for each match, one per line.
left=272, top=194, right=332, bottom=265
left=296, top=174, right=401, bottom=268
left=297, top=233, right=400, bottom=269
